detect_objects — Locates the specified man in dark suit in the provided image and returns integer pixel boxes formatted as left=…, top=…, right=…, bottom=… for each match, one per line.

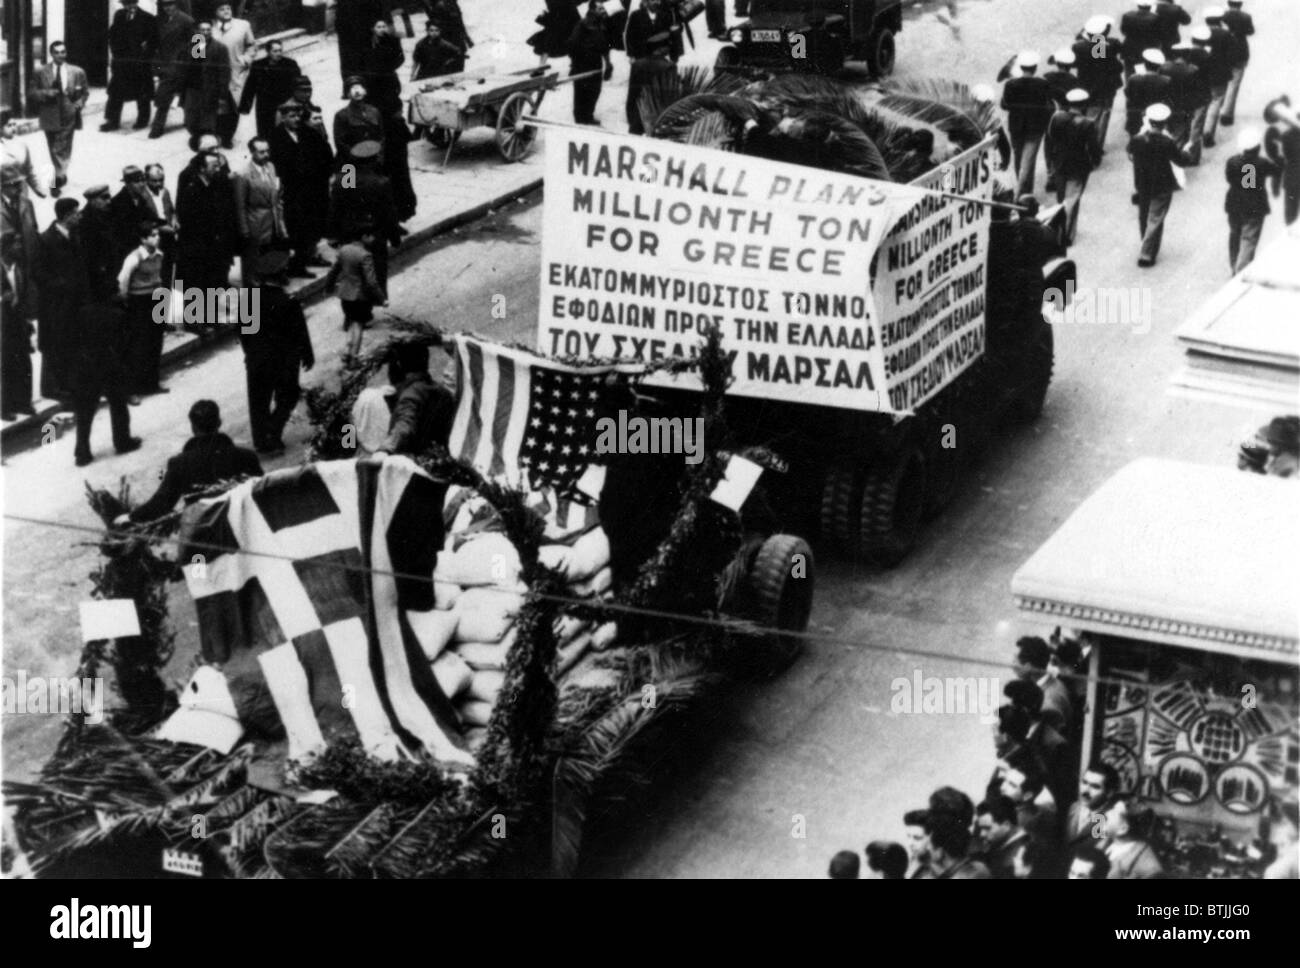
left=110, top=167, right=158, bottom=264
left=1073, top=16, right=1125, bottom=153
left=176, top=151, right=238, bottom=315
left=1128, top=102, right=1194, bottom=266
left=333, top=77, right=386, bottom=166
left=149, top=0, right=194, bottom=138
left=270, top=101, right=334, bottom=276
left=1219, top=0, right=1254, bottom=125
left=103, top=0, right=158, bottom=131
left=1004, top=679, right=1075, bottom=814
left=412, top=20, right=467, bottom=81
left=359, top=18, right=406, bottom=118
left=120, top=400, right=262, bottom=522
left=1153, top=1, right=1190, bottom=53
left=33, top=198, right=86, bottom=402
left=1119, top=1, right=1162, bottom=78
left=27, top=42, right=89, bottom=195
left=337, top=0, right=391, bottom=97
left=239, top=40, right=302, bottom=138
left=1001, top=51, right=1057, bottom=196
left=370, top=342, right=455, bottom=457
left=1224, top=128, right=1280, bottom=273
left=1061, top=762, right=1120, bottom=857
left=70, top=187, right=140, bottom=466
left=0, top=232, right=34, bottom=419
left=973, top=796, right=1030, bottom=879
left=1123, top=48, right=1171, bottom=137
left=240, top=252, right=314, bottom=454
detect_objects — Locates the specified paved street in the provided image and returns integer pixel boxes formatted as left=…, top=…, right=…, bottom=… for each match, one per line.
left=3, top=0, right=1298, bottom=877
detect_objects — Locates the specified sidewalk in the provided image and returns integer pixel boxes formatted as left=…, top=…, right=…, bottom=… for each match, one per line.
left=3, top=5, right=720, bottom=449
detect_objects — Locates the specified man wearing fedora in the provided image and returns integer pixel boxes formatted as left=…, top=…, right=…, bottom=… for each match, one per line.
left=103, top=0, right=159, bottom=132
left=28, top=42, right=88, bottom=196
left=149, top=0, right=196, bottom=138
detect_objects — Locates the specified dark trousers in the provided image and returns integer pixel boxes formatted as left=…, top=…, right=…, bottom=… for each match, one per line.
left=105, top=69, right=153, bottom=126
left=1285, top=187, right=1299, bottom=226
left=150, top=70, right=186, bottom=135
left=72, top=335, right=132, bottom=460
left=572, top=72, right=603, bottom=123
left=245, top=355, right=300, bottom=447
left=123, top=293, right=163, bottom=393
left=44, top=126, right=75, bottom=185
left=1137, top=192, right=1172, bottom=263
left=1, top=316, right=33, bottom=413
left=706, top=0, right=727, bottom=35
left=1228, top=212, right=1264, bottom=274
left=37, top=305, right=75, bottom=399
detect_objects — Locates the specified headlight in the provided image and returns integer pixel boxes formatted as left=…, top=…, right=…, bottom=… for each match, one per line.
left=729, top=29, right=743, bottom=43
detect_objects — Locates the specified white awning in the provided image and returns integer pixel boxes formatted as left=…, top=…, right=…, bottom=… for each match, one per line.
left=1170, top=227, right=1300, bottom=410
left=1012, top=458, right=1300, bottom=664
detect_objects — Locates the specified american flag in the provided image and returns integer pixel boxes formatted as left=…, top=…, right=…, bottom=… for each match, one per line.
left=447, top=337, right=644, bottom=494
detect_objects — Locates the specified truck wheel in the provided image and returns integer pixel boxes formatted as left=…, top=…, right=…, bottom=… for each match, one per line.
left=744, top=534, right=814, bottom=677
left=715, top=45, right=740, bottom=70
left=819, top=467, right=862, bottom=556
left=868, top=28, right=896, bottom=77
left=1009, top=321, right=1055, bottom=424
left=859, top=446, right=925, bottom=567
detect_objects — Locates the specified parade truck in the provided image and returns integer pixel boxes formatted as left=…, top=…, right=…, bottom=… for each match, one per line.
left=538, top=124, right=1056, bottom=565
left=1011, top=458, right=1299, bottom=877
left=716, top=0, right=904, bottom=76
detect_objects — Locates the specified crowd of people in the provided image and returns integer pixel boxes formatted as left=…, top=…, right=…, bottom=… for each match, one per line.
left=995, top=2, right=1295, bottom=272
left=831, top=632, right=1298, bottom=879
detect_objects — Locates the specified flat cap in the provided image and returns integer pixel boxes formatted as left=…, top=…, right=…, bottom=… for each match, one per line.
left=122, top=164, right=145, bottom=182
left=83, top=184, right=111, bottom=199
left=344, top=74, right=366, bottom=88
left=54, top=197, right=80, bottom=219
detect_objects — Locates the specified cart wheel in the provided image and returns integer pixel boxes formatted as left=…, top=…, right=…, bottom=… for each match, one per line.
left=743, top=534, right=814, bottom=678
left=496, top=91, right=539, bottom=163
left=819, top=467, right=862, bottom=557
left=859, top=446, right=926, bottom=568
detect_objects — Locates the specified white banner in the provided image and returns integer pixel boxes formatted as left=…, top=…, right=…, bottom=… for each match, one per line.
left=538, top=126, right=927, bottom=411
left=875, top=139, right=996, bottom=412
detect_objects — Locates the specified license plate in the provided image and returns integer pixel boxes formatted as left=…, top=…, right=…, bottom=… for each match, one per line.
left=750, top=29, right=781, bottom=42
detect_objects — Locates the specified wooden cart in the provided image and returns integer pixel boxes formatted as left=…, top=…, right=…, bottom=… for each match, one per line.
left=407, top=66, right=566, bottom=167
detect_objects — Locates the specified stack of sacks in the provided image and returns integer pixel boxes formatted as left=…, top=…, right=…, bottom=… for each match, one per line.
left=428, top=495, right=623, bottom=749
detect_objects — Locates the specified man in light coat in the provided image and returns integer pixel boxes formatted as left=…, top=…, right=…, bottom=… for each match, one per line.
left=210, top=2, right=256, bottom=147
left=27, top=42, right=88, bottom=195
left=231, top=136, right=287, bottom=285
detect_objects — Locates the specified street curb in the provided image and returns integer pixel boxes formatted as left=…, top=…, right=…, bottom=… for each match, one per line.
left=0, top=175, right=543, bottom=451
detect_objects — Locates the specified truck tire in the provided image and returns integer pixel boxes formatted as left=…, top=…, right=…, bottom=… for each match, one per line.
left=819, top=466, right=862, bottom=556
left=868, top=28, right=896, bottom=77
left=859, top=446, right=926, bottom=567
left=715, top=45, right=740, bottom=70
left=1008, top=320, right=1055, bottom=424
left=744, top=533, right=814, bottom=677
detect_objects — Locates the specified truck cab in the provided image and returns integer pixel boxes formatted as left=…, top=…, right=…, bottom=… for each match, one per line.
left=717, top=0, right=904, bottom=76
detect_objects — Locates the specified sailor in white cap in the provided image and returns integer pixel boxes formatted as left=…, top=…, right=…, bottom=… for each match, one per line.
left=1121, top=2, right=1163, bottom=79
left=1217, top=0, right=1254, bottom=126
left=1045, top=48, right=1080, bottom=106
left=1124, top=49, right=1172, bottom=137
left=1045, top=88, right=1101, bottom=243
left=1001, top=50, right=1056, bottom=196
left=1073, top=16, right=1125, bottom=152
left=1223, top=126, right=1280, bottom=272
left=1152, top=0, right=1191, bottom=54
left=1192, top=16, right=1233, bottom=147
left=1127, top=100, right=1193, bottom=266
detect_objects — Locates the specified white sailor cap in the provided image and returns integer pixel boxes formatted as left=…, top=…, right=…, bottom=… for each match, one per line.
left=1053, top=47, right=1077, bottom=66
left=1085, top=14, right=1113, bottom=35
left=1018, top=50, right=1040, bottom=69
left=1142, top=47, right=1166, bottom=66
left=971, top=83, right=996, bottom=103
left=1236, top=127, right=1262, bottom=151
left=1066, top=88, right=1091, bottom=104
left=1203, top=6, right=1226, bottom=19
left=1191, top=24, right=1212, bottom=41
left=1145, top=102, right=1172, bottom=123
